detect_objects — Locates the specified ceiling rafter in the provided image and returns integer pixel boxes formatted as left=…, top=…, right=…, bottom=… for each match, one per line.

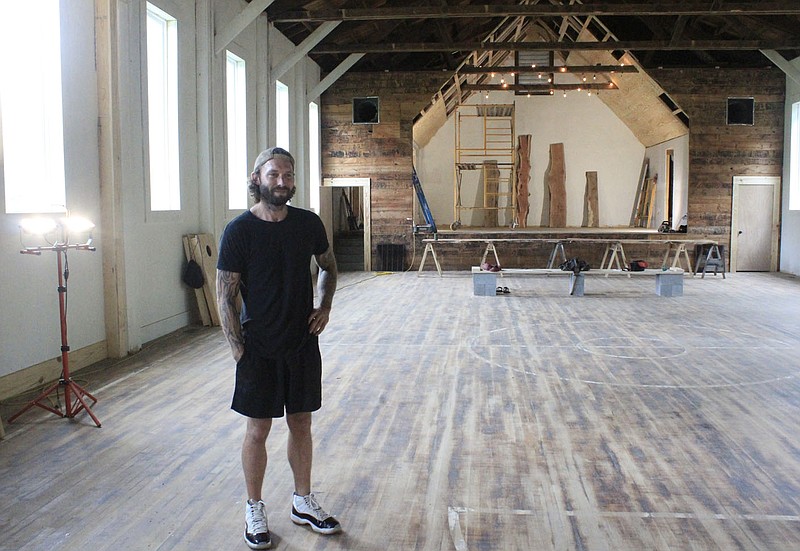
left=270, top=2, right=800, bottom=23
left=312, top=39, right=800, bottom=54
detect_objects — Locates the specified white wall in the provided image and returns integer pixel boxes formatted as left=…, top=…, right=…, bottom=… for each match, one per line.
left=645, top=135, right=690, bottom=230
left=416, top=90, right=646, bottom=229
left=0, top=1, right=104, bottom=378
left=117, top=0, right=202, bottom=348
left=0, top=0, right=320, bottom=387
left=781, top=56, right=800, bottom=276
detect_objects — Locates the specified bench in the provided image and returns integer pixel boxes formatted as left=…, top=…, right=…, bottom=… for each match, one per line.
left=472, top=266, right=685, bottom=297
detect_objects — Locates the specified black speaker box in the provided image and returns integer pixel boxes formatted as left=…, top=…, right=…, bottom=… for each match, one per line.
left=727, top=97, right=754, bottom=125
left=353, top=97, right=379, bottom=124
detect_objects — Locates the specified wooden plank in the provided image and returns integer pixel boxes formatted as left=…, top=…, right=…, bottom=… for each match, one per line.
left=544, top=143, right=567, bottom=227
left=583, top=171, right=600, bottom=228
left=189, top=234, right=221, bottom=326
left=183, top=236, right=212, bottom=327
left=472, top=266, right=684, bottom=276
left=516, top=134, right=531, bottom=228
left=630, top=158, right=649, bottom=226
left=482, top=160, right=500, bottom=227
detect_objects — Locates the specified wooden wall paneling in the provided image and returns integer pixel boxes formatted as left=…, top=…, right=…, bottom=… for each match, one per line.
left=649, top=67, right=785, bottom=250
left=321, top=72, right=445, bottom=268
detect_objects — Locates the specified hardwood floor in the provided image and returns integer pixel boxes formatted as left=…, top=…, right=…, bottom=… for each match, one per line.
left=2, top=271, right=800, bottom=550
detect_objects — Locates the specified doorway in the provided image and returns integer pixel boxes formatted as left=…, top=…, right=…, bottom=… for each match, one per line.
left=320, top=177, right=371, bottom=271
left=665, top=149, right=675, bottom=228
left=730, top=176, right=781, bottom=272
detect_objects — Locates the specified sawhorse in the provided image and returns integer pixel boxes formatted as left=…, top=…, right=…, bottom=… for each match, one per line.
left=694, top=243, right=726, bottom=279
left=661, top=242, right=695, bottom=274
left=546, top=241, right=567, bottom=268
left=418, top=242, right=442, bottom=276
left=600, top=241, right=628, bottom=272
left=480, top=242, right=502, bottom=270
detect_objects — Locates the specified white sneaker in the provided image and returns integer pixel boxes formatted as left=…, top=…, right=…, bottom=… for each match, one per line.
left=244, top=499, right=272, bottom=549
left=290, top=492, right=342, bottom=534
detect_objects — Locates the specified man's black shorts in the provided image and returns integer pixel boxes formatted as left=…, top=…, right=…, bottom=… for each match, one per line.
left=231, top=337, right=322, bottom=418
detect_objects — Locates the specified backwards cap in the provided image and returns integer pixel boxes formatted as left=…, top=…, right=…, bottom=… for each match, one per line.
left=253, top=147, right=295, bottom=172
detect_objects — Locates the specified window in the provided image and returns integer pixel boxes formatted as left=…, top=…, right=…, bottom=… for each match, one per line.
left=276, top=80, right=289, bottom=149
left=309, top=101, right=321, bottom=212
left=146, top=3, right=180, bottom=211
left=226, top=51, right=248, bottom=210
left=0, top=0, right=66, bottom=213
left=791, top=101, right=800, bottom=211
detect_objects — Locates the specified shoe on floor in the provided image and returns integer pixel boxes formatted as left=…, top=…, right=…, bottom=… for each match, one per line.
left=291, top=492, right=342, bottom=535
left=245, top=499, right=272, bottom=549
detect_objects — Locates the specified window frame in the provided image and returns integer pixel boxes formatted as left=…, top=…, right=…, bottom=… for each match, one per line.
left=225, top=50, right=249, bottom=211
left=144, top=1, right=182, bottom=216
left=0, top=0, right=67, bottom=215
left=790, top=100, right=800, bottom=211
left=275, top=80, right=290, bottom=150
left=309, top=101, right=321, bottom=213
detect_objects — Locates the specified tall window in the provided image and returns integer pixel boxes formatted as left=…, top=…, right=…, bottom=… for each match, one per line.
left=146, top=3, right=180, bottom=211
left=309, top=102, right=321, bottom=213
left=791, top=101, right=800, bottom=211
left=276, top=80, right=289, bottom=149
left=226, top=51, right=248, bottom=210
left=0, top=0, right=66, bottom=213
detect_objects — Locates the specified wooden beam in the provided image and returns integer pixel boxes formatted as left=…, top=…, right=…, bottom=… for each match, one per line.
left=214, top=0, right=275, bottom=56
left=314, top=39, right=800, bottom=54
left=459, top=64, right=639, bottom=74
left=272, top=21, right=340, bottom=80
left=95, top=0, right=128, bottom=358
left=760, top=49, right=800, bottom=86
left=306, top=53, right=365, bottom=102
left=273, top=2, right=800, bottom=22
left=462, top=82, right=618, bottom=92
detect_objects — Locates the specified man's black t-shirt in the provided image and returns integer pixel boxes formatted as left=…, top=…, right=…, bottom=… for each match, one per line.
left=217, top=207, right=329, bottom=357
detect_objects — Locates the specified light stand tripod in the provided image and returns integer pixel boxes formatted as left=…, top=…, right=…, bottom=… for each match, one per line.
left=8, top=241, right=101, bottom=427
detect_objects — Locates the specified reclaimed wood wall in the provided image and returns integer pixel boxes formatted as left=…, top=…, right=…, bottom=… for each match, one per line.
left=320, top=72, right=444, bottom=269
left=320, top=68, right=785, bottom=271
left=649, top=68, right=785, bottom=251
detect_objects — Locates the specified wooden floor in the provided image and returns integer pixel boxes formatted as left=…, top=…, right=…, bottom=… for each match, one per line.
left=2, top=271, right=800, bottom=550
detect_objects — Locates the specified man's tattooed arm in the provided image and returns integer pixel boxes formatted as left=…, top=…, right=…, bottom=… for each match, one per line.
left=216, top=269, right=244, bottom=361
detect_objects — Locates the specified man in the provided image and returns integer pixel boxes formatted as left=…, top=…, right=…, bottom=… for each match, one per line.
left=216, top=147, right=340, bottom=549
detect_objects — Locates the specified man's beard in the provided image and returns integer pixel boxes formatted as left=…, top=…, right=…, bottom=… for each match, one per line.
left=261, top=184, right=296, bottom=206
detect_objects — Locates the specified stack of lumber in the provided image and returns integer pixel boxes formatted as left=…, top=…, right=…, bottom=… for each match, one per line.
left=182, top=234, right=220, bottom=326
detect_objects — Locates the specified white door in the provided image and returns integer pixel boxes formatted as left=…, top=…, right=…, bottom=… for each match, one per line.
left=731, top=176, right=780, bottom=272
